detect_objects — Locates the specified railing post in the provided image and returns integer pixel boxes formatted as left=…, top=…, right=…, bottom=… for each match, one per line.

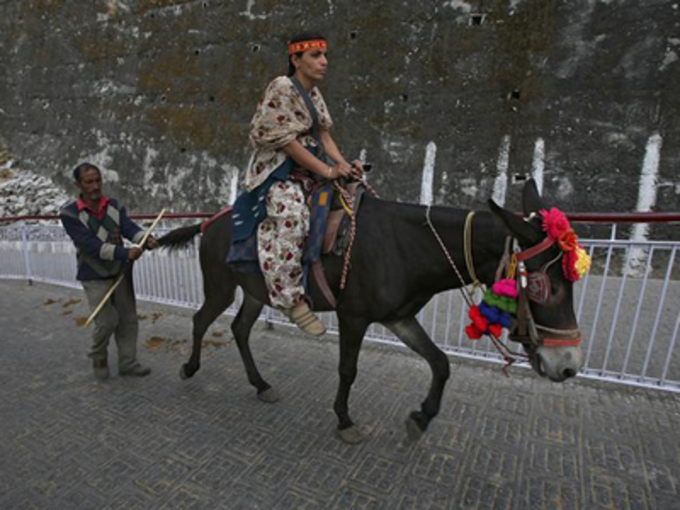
left=20, top=221, right=33, bottom=285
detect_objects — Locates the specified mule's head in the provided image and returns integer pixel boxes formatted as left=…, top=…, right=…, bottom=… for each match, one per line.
left=488, top=180, right=584, bottom=382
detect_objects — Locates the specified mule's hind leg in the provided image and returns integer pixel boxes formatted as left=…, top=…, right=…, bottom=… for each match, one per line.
left=231, top=294, right=277, bottom=402
left=181, top=282, right=235, bottom=380
left=334, top=316, right=370, bottom=444
left=384, top=317, right=450, bottom=441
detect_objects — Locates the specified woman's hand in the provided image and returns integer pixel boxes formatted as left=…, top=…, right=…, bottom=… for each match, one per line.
left=350, top=160, right=364, bottom=177
left=329, top=161, right=353, bottom=179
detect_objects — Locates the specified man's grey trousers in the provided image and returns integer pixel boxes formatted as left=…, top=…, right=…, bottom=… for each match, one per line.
left=82, top=270, right=139, bottom=371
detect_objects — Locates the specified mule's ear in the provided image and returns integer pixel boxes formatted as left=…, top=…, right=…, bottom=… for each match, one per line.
left=488, top=198, right=543, bottom=245
left=522, top=178, right=547, bottom=216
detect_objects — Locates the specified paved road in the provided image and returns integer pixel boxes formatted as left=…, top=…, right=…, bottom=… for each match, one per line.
left=1, top=279, right=679, bottom=509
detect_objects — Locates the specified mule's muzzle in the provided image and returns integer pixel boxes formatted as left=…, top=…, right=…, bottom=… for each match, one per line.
left=534, top=344, right=583, bottom=383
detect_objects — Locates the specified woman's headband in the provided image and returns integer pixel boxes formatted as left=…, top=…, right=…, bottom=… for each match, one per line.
left=288, top=39, right=327, bottom=55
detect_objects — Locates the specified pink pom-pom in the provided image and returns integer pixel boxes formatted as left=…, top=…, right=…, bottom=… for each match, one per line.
left=492, top=279, right=518, bottom=299
left=540, top=207, right=570, bottom=241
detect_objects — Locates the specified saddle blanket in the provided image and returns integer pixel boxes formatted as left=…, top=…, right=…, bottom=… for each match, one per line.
left=226, top=184, right=334, bottom=274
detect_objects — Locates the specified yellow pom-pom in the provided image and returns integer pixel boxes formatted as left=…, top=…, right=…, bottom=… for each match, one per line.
left=574, top=246, right=591, bottom=278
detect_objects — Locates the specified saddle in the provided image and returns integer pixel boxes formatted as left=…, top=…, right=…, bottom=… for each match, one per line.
left=216, top=180, right=366, bottom=308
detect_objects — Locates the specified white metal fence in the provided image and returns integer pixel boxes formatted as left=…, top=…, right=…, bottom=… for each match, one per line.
left=1, top=220, right=679, bottom=393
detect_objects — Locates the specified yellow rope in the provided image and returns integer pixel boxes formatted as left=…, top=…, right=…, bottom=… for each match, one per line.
left=464, top=212, right=482, bottom=289
left=508, top=254, right=518, bottom=280
left=339, top=194, right=353, bottom=216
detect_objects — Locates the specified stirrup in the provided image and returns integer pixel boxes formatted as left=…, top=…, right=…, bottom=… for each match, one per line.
left=287, top=303, right=326, bottom=336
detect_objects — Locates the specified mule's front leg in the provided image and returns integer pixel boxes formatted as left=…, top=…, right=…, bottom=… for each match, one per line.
left=334, top=316, right=369, bottom=444
left=384, top=317, right=450, bottom=441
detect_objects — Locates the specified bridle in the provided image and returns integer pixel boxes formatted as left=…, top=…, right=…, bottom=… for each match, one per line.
left=511, top=235, right=582, bottom=349
left=425, top=207, right=582, bottom=369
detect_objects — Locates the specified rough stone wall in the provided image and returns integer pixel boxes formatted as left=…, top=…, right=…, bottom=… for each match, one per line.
left=0, top=0, right=679, bottom=222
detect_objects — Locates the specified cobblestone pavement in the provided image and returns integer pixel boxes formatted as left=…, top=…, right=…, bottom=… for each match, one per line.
left=1, top=279, right=679, bottom=510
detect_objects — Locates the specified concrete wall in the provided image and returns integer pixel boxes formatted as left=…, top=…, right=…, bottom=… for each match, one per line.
left=1, top=0, right=679, bottom=224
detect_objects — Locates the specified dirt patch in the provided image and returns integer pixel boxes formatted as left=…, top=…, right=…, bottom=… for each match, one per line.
left=74, top=317, right=88, bottom=327
left=143, top=335, right=231, bottom=355
left=137, top=314, right=148, bottom=321
left=150, top=312, right=163, bottom=324
left=62, top=310, right=73, bottom=316
left=62, top=298, right=81, bottom=308
left=43, top=299, right=61, bottom=306
left=212, top=330, right=225, bottom=338
left=145, top=336, right=168, bottom=350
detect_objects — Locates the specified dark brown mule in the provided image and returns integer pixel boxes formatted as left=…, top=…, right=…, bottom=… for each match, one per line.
left=158, top=180, right=583, bottom=443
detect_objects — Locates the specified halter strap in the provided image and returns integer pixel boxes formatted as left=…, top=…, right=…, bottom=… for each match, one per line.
left=515, top=236, right=554, bottom=262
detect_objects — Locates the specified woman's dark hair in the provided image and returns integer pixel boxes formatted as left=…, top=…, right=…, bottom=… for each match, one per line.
left=287, top=32, right=326, bottom=76
left=72, top=162, right=100, bottom=182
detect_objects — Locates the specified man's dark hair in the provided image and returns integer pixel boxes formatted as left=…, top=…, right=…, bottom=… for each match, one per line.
left=287, top=32, right=326, bottom=76
left=72, top=162, right=101, bottom=182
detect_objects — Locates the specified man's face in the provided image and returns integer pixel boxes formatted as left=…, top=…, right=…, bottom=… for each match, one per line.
left=77, top=169, right=103, bottom=203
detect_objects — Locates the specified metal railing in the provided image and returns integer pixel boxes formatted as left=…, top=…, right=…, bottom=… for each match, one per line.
left=1, top=214, right=679, bottom=393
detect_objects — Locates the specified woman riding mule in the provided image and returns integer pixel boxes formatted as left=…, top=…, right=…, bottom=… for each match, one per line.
left=159, top=180, right=585, bottom=444
left=232, top=32, right=361, bottom=336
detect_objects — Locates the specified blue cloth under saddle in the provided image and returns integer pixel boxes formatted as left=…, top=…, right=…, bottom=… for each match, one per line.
left=227, top=173, right=334, bottom=275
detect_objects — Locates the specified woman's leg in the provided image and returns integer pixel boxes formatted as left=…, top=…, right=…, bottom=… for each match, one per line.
left=258, top=180, right=309, bottom=309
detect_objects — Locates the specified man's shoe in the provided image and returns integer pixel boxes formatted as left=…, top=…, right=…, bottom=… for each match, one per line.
left=120, top=364, right=151, bottom=377
left=93, top=359, right=110, bottom=380
left=287, top=302, right=326, bottom=337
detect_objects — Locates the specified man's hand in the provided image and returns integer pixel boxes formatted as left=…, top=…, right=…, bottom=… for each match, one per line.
left=145, top=236, right=160, bottom=250
left=128, top=247, right=143, bottom=261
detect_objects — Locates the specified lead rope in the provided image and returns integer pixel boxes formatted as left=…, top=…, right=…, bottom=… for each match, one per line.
left=425, top=206, right=475, bottom=307
left=425, top=207, right=528, bottom=374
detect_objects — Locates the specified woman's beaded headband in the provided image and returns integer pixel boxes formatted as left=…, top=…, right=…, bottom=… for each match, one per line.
left=288, top=39, right=327, bottom=55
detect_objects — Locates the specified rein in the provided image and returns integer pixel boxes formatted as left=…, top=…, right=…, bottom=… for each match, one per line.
left=332, top=171, right=379, bottom=290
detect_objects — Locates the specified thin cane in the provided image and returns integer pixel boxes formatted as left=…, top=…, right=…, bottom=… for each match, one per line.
left=84, top=208, right=166, bottom=327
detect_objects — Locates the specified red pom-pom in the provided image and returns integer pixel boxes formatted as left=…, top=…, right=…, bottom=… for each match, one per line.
left=488, top=324, right=503, bottom=338
left=562, top=250, right=580, bottom=282
left=466, top=324, right=483, bottom=340
left=540, top=207, right=570, bottom=241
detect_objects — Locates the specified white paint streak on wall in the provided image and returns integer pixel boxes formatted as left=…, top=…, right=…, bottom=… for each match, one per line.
left=532, top=138, right=545, bottom=194
left=420, top=142, right=436, bottom=205
left=242, top=0, right=268, bottom=20
left=492, top=135, right=511, bottom=206
left=443, top=0, right=473, bottom=13
left=628, top=133, right=663, bottom=276
left=230, top=174, right=239, bottom=204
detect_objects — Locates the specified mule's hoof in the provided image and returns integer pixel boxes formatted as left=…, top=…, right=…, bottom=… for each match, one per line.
left=405, top=415, right=425, bottom=443
left=180, top=364, right=197, bottom=380
left=257, top=388, right=280, bottom=403
left=336, top=425, right=364, bottom=444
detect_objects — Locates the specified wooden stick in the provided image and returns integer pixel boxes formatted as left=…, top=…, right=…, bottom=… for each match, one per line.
left=84, top=208, right=167, bottom=328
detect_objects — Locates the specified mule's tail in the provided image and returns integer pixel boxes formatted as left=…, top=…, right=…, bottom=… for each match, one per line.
left=158, top=224, right=202, bottom=251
